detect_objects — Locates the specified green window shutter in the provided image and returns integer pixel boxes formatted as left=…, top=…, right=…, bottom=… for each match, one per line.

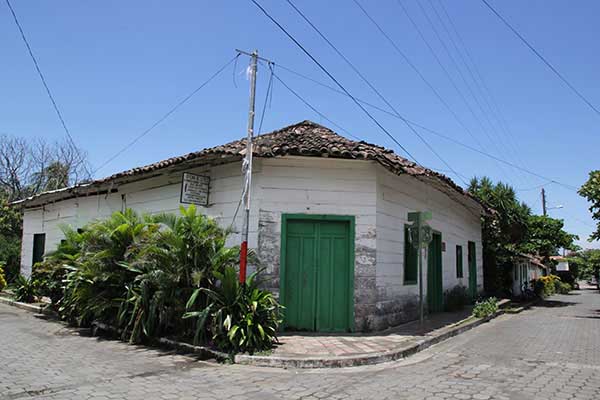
left=404, top=226, right=418, bottom=284
left=456, top=245, right=463, bottom=278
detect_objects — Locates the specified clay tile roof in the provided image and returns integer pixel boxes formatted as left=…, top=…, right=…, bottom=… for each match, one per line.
left=12, top=120, right=484, bottom=212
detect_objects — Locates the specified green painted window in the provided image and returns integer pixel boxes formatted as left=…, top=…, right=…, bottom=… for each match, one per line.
left=404, top=225, right=418, bottom=284
left=32, top=233, right=46, bottom=265
left=456, top=245, right=463, bottom=278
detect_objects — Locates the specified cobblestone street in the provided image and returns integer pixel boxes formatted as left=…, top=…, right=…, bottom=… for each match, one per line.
left=2, top=288, right=600, bottom=400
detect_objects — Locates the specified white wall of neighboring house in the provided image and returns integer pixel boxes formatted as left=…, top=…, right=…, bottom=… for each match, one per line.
left=512, top=260, right=546, bottom=296
left=556, top=261, right=570, bottom=271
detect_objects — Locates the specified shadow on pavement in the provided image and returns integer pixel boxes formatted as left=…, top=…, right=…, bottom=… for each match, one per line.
left=534, top=299, right=577, bottom=308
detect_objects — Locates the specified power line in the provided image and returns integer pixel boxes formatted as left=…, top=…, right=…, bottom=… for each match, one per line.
left=434, top=0, right=537, bottom=188
left=92, top=54, right=239, bottom=175
left=480, top=0, right=600, bottom=118
left=257, top=62, right=275, bottom=135
left=249, top=0, right=419, bottom=164
left=272, top=61, right=580, bottom=192
left=5, top=0, right=82, bottom=155
left=270, top=66, right=472, bottom=183
left=276, top=0, right=468, bottom=184
left=516, top=182, right=553, bottom=192
left=425, top=0, right=531, bottom=188
left=269, top=69, right=359, bottom=141
left=394, top=0, right=516, bottom=184
left=414, top=0, right=526, bottom=187
left=352, top=0, right=485, bottom=156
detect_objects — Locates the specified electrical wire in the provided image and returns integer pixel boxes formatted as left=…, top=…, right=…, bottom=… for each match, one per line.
left=271, top=61, right=580, bottom=192
left=274, top=0, right=468, bottom=185
left=352, top=0, right=485, bottom=157
left=268, top=66, right=472, bottom=184
left=394, top=0, right=515, bottom=183
left=480, top=0, right=600, bottom=118
left=5, top=0, right=84, bottom=163
left=434, top=0, right=537, bottom=187
left=92, top=54, right=240, bottom=175
left=426, top=0, right=530, bottom=187
left=249, top=0, right=419, bottom=164
left=257, top=62, right=275, bottom=135
left=413, top=0, right=524, bottom=186
left=270, top=70, right=359, bottom=141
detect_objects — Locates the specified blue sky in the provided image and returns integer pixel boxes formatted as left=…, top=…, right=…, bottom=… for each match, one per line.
left=1, top=1, right=598, bottom=249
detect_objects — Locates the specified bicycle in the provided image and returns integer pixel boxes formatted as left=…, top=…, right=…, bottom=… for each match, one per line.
left=521, top=280, right=536, bottom=301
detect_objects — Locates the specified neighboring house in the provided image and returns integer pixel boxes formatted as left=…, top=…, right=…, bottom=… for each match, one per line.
left=551, top=255, right=570, bottom=272
left=512, top=254, right=549, bottom=296
left=14, top=121, right=485, bottom=332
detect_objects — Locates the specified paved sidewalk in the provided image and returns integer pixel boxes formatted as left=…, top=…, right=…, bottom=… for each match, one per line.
left=271, top=308, right=473, bottom=358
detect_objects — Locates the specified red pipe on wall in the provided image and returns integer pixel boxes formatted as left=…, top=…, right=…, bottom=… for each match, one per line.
left=239, top=241, right=248, bottom=283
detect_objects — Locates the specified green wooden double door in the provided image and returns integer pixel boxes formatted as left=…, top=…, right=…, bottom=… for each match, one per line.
left=282, top=216, right=354, bottom=332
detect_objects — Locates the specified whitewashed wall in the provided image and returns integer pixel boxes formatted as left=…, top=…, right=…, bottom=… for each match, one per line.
left=20, top=160, right=255, bottom=276
left=20, top=155, right=483, bottom=332
left=374, top=166, right=483, bottom=329
left=253, top=156, right=377, bottom=330
left=512, top=260, right=546, bottom=296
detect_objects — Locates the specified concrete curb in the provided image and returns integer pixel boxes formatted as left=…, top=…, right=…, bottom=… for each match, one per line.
left=0, top=296, right=54, bottom=315
left=90, top=321, right=231, bottom=362
left=234, top=311, right=504, bottom=368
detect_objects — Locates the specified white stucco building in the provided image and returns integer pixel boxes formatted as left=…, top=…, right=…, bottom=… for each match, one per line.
left=512, top=254, right=549, bottom=296
left=15, top=121, right=484, bottom=332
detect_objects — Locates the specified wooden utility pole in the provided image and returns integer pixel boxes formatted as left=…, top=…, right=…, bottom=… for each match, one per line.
left=542, top=187, right=547, bottom=217
left=239, top=50, right=258, bottom=284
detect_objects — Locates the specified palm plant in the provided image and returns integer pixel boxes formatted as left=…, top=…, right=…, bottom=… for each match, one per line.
left=184, top=266, right=282, bottom=353
left=60, top=209, right=156, bottom=326
left=13, top=274, right=37, bottom=303
left=116, top=205, right=239, bottom=343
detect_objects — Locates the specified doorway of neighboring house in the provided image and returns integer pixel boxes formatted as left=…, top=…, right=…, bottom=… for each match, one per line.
left=32, top=233, right=46, bottom=266
left=468, top=241, right=478, bottom=299
left=281, top=215, right=355, bottom=332
left=427, top=232, right=444, bottom=313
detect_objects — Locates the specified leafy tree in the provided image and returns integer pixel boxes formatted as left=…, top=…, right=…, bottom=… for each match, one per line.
left=468, top=177, right=531, bottom=293
left=579, top=170, right=600, bottom=241
left=520, top=215, right=578, bottom=261
left=0, top=135, right=89, bottom=280
left=567, top=249, right=600, bottom=282
left=0, top=135, right=89, bottom=201
left=0, top=193, right=22, bottom=281
left=32, top=161, right=71, bottom=192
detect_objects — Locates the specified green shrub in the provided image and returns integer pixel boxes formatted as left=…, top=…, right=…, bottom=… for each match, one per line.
left=533, top=274, right=561, bottom=297
left=13, top=275, right=37, bottom=303
left=555, top=280, right=571, bottom=295
left=0, top=264, right=7, bottom=291
left=185, top=266, right=282, bottom=354
left=38, top=206, right=281, bottom=354
left=472, top=297, right=498, bottom=318
left=444, top=285, right=470, bottom=312
left=59, top=209, right=150, bottom=327
left=114, top=205, right=240, bottom=344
